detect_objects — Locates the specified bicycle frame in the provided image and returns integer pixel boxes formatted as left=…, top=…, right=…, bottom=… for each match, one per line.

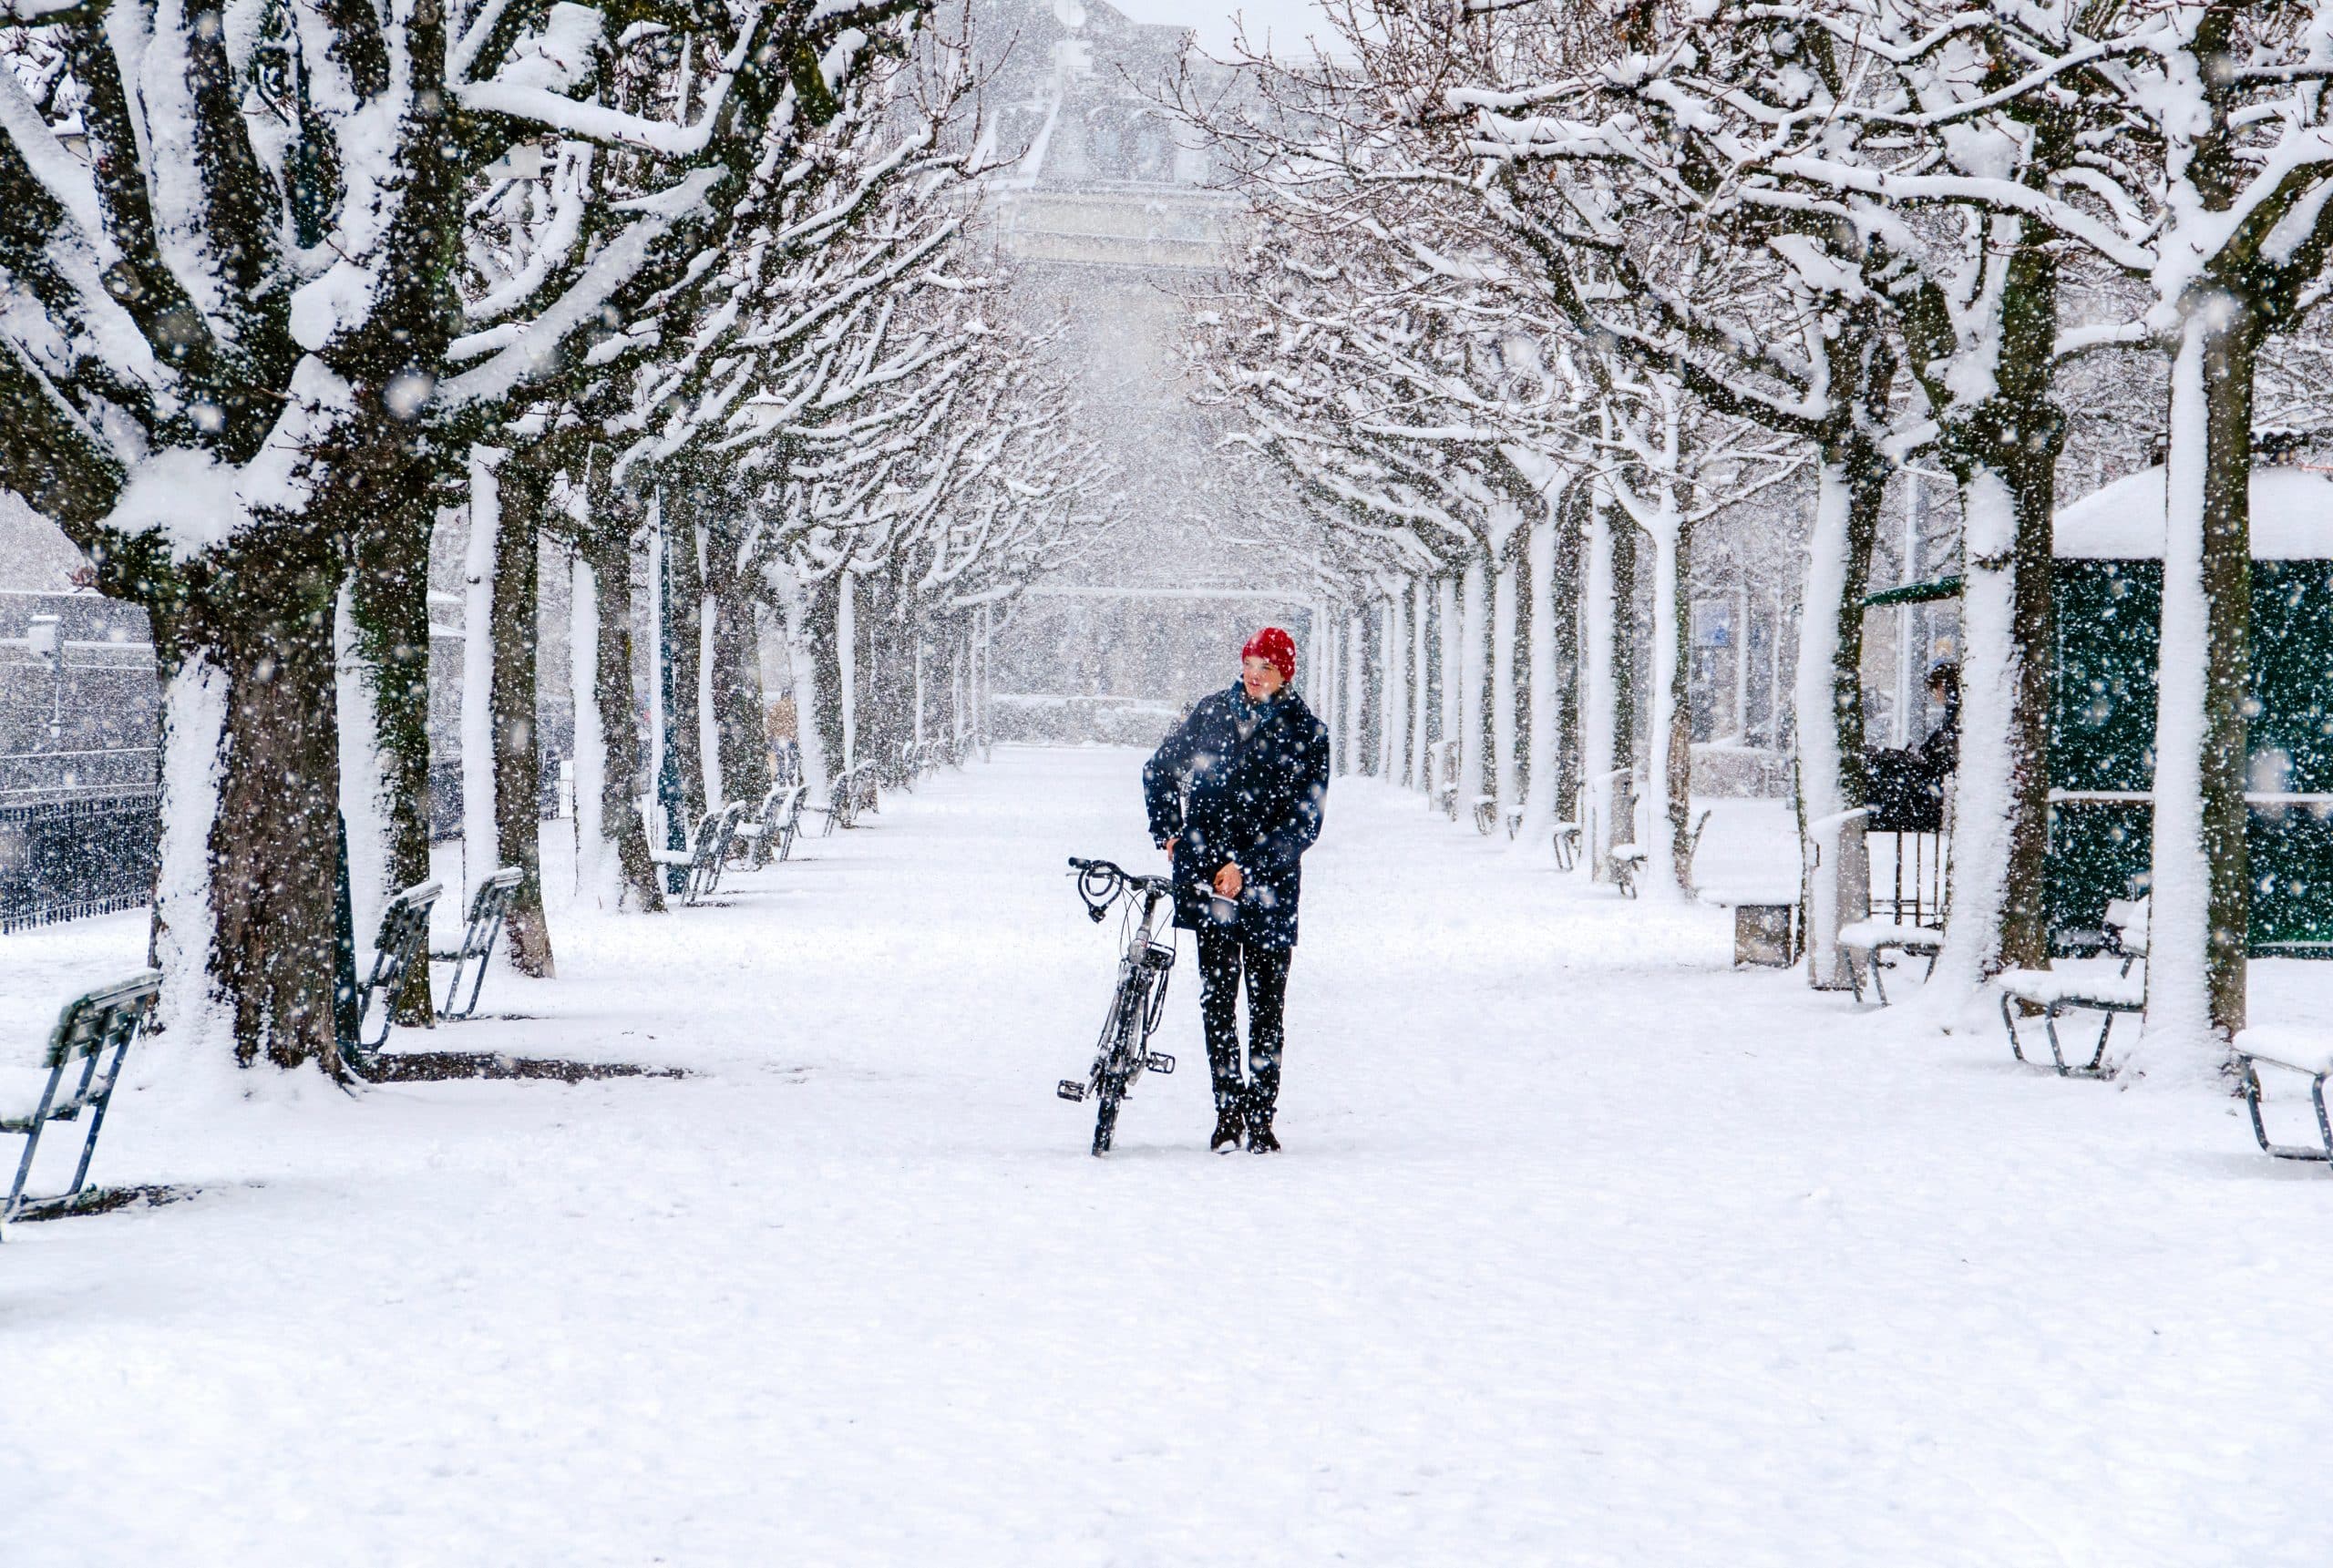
left=1059, top=856, right=1178, bottom=1154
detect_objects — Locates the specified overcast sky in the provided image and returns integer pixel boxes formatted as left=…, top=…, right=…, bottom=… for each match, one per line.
left=1109, top=0, right=1343, bottom=56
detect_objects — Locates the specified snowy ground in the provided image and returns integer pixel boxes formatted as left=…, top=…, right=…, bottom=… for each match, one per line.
left=5, top=747, right=2332, bottom=1565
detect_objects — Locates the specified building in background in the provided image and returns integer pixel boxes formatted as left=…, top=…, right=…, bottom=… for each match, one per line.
left=1, top=501, right=160, bottom=927
left=972, top=0, right=1318, bottom=743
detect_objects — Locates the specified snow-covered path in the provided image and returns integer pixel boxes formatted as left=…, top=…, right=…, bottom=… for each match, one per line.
left=6, top=747, right=2330, bottom=1565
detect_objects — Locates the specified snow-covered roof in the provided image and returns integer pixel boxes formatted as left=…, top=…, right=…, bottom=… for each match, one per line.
left=2056, top=465, right=2333, bottom=561
left=0, top=493, right=89, bottom=592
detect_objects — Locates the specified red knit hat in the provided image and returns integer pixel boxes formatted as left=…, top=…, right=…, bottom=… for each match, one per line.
left=1241, top=626, right=1297, bottom=685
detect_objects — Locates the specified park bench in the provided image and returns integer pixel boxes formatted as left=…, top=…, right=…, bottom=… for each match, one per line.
left=1998, top=895, right=2149, bottom=1077
left=1699, top=879, right=1803, bottom=968
left=2235, top=1027, right=2333, bottom=1163
left=810, top=768, right=861, bottom=835
left=732, top=783, right=807, bottom=867
left=1839, top=823, right=1949, bottom=1005
left=1839, top=916, right=1942, bottom=1004
left=5, top=969, right=160, bottom=1227
left=439, top=866, right=525, bottom=1019
left=1602, top=811, right=1709, bottom=901
left=1472, top=798, right=1532, bottom=838
left=1552, top=788, right=1584, bottom=869
left=648, top=806, right=741, bottom=906
left=813, top=766, right=880, bottom=835
left=1429, top=741, right=1459, bottom=819
left=348, top=879, right=443, bottom=1061
left=1608, top=842, right=1646, bottom=897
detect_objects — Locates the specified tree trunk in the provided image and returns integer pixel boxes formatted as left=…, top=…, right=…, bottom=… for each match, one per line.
left=1641, top=514, right=1691, bottom=900
left=662, top=497, right=707, bottom=821
left=1666, top=520, right=1695, bottom=891
left=1581, top=483, right=1621, bottom=875
left=156, top=538, right=346, bottom=1070
left=1517, top=505, right=1563, bottom=846
left=951, top=627, right=967, bottom=747
left=1795, top=448, right=1885, bottom=987
left=861, top=575, right=917, bottom=782
left=1491, top=534, right=1520, bottom=830
left=1457, top=556, right=1490, bottom=817
left=461, top=447, right=501, bottom=907
left=1409, top=577, right=1430, bottom=792
left=1918, top=247, right=2064, bottom=1009
left=1611, top=511, right=1639, bottom=791
left=1343, top=608, right=1364, bottom=775
left=838, top=571, right=858, bottom=769
left=2145, top=303, right=2255, bottom=1050
left=767, top=556, right=838, bottom=803
left=1436, top=575, right=1460, bottom=813
left=585, top=527, right=664, bottom=912
left=711, top=573, right=769, bottom=809
left=1372, top=595, right=1390, bottom=779
left=569, top=547, right=614, bottom=906
left=344, top=477, right=437, bottom=1023
left=1552, top=489, right=1584, bottom=834
left=491, top=465, right=553, bottom=978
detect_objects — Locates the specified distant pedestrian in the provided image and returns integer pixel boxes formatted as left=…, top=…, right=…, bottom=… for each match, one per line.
left=1142, top=627, right=1330, bottom=1153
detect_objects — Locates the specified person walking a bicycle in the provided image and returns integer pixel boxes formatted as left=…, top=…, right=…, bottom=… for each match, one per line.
left=1143, top=627, right=1331, bottom=1153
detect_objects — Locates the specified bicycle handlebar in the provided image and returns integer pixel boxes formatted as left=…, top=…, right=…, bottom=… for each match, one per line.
left=1067, top=856, right=1175, bottom=921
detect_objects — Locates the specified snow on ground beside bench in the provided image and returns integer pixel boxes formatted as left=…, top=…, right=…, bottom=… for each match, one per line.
left=3, top=748, right=2332, bottom=1563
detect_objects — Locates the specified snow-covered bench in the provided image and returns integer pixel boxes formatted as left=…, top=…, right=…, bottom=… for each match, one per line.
left=1841, top=825, right=1950, bottom=1003
left=348, top=879, right=442, bottom=1062
left=1551, top=816, right=1581, bottom=870
left=1839, top=918, right=1944, bottom=1005
left=1700, top=882, right=1801, bottom=968
left=1998, top=897, right=2149, bottom=1077
left=1608, top=843, right=1646, bottom=898
left=2235, top=1028, right=2333, bottom=1163
left=811, top=768, right=869, bottom=835
left=650, top=807, right=740, bottom=907
left=4, top=969, right=159, bottom=1228
left=439, top=866, right=526, bottom=1018
left=1429, top=741, right=1459, bottom=820
left=731, top=783, right=806, bottom=868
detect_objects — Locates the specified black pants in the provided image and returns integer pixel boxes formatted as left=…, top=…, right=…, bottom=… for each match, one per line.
left=1196, top=928, right=1292, bottom=1118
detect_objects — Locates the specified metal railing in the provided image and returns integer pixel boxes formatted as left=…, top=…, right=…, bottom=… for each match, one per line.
left=0, top=788, right=160, bottom=932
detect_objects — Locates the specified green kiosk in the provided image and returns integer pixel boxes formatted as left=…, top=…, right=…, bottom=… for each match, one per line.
left=1867, top=459, right=2333, bottom=956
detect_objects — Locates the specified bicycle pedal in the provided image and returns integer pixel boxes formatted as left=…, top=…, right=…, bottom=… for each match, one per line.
left=1056, top=1080, right=1087, bottom=1102
left=1146, top=1053, right=1175, bottom=1075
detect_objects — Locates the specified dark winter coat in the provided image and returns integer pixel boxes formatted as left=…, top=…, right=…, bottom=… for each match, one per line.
left=1143, top=685, right=1331, bottom=950
left=1866, top=695, right=1960, bottom=833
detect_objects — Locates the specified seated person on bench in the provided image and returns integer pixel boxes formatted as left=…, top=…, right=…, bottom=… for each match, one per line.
left=1865, top=661, right=1958, bottom=833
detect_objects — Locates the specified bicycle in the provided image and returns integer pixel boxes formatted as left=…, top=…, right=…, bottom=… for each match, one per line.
left=1056, top=856, right=1177, bottom=1155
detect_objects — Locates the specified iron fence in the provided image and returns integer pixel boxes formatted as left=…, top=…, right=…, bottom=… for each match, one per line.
left=0, top=788, right=160, bottom=932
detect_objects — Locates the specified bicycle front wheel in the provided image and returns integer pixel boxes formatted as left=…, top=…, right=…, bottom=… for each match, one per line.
left=1091, top=1069, right=1125, bottom=1155
left=1089, top=978, right=1146, bottom=1155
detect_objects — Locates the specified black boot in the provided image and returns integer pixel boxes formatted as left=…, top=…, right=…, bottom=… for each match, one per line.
left=1209, top=1101, right=1246, bottom=1153
left=1247, top=1104, right=1280, bottom=1153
